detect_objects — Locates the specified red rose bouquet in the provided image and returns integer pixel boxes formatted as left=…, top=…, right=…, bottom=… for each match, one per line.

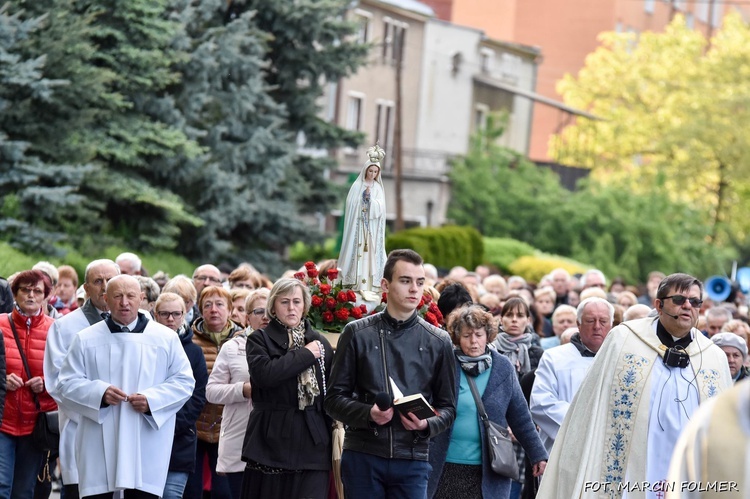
left=296, top=262, right=368, bottom=333
left=372, top=291, right=445, bottom=327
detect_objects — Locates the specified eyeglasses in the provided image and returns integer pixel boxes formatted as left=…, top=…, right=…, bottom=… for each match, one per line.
left=663, top=295, right=703, bottom=308
left=19, top=286, right=44, bottom=296
left=202, top=301, right=227, bottom=310
left=233, top=283, right=255, bottom=290
left=194, top=275, right=221, bottom=283
left=251, top=308, right=266, bottom=316
left=156, top=311, right=184, bottom=320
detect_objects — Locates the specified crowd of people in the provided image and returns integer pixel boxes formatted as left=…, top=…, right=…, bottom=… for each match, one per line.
left=0, top=250, right=746, bottom=499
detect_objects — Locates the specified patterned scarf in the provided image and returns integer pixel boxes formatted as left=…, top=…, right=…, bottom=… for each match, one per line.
left=493, top=331, right=532, bottom=374
left=277, top=317, right=320, bottom=410
left=455, top=347, right=493, bottom=377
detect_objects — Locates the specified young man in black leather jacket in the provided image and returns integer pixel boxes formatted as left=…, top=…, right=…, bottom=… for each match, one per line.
left=325, top=249, right=457, bottom=498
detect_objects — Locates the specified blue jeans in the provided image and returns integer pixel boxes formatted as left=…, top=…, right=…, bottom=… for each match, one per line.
left=183, top=441, right=231, bottom=499
left=341, top=450, right=432, bottom=499
left=0, top=431, right=46, bottom=499
left=163, top=471, right=189, bottom=499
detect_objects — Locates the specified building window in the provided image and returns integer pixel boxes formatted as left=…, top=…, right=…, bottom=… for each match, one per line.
left=673, top=0, right=686, bottom=11
left=375, top=101, right=394, bottom=168
left=499, top=53, right=521, bottom=85
left=685, top=12, right=694, bottom=28
left=710, top=0, right=723, bottom=27
left=695, top=0, right=709, bottom=22
left=346, top=94, right=364, bottom=131
left=354, top=9, right=372, bottom=44
left=480, top=48, right=494, bottom=75
left=644, top=0, right=655, bottom=14
left=382, top=18, right=408, bottom=64
left=475, top=104, right=489, bottom=131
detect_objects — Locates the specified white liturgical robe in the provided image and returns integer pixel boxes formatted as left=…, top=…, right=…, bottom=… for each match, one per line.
left=530, top=343, right=596, bottom=453
left=57, top=318, right=194, bottom=497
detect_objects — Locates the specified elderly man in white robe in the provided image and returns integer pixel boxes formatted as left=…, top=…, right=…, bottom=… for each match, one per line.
left=57, top=275, right=194, bottom=499
left=530, top=297, right=614, bottom=453
left=537, top=273, right=732, bottom=499
left=44, top=259, right=120, bottom=499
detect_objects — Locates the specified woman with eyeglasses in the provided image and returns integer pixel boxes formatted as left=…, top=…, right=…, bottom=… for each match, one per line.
left=206, top=288, right=269, bottom=498
left=0, top=270, right=57, bottom=499
left=184, top=286, right=244, bottom=499
left=154, top=292, right=209, bottom=499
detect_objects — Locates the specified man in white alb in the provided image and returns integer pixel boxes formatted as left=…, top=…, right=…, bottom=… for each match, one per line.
left=537, top=273, right=732, bottom=499
left=44, top=259, right=120, bottom=499
left=57, top=275, right=194, bottom=499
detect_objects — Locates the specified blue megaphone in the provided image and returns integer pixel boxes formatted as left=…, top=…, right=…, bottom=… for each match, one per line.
left=705, top=275, right=732, bottom=302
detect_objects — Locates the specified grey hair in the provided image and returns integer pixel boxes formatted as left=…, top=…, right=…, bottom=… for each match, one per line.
left=115, top=252, right=142, bottom=272
left=577, top=297, right=614, bottom=325
left=706, top=306, right=733, bottom=322
left=84, top=259, right=120, bottom=283
left=580, top=269, right=606, bottom=288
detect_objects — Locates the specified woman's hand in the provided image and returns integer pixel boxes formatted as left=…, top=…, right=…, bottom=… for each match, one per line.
left=25, top=376, right=45, bottom=394
left=532, top=460, right=547, bottom=477
left=304, top=341, right=322, bottom=359
left=7, top=373, right=23, bottom=391
left=242, top=382, right=252, bottom=399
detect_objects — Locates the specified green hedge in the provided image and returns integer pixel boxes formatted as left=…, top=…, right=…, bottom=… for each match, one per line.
left=508, top=254, right=589, bottom=284
left=0, top=242, right=196, bottom=282
left=386, top=225, right=483, bottom=269
left=483, top=237, right=536, bottom=274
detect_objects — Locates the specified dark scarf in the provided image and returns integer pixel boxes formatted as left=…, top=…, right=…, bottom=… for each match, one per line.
left=570, top=332, right=596, bottom=357
left=106, top=312, right=148, bottom=333
left=455, top=347, right=493, bottom=377
left=272, top=316, right=320, bottom=410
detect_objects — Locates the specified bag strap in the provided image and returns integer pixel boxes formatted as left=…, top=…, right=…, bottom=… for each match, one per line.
left=465, top=373, right=490, bottom=426
left=6, top=313, right=42, bottom=412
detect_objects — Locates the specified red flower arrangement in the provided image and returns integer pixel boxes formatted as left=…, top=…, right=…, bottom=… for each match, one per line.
left=296, top=262, right=368, bottom=333
left=372, top=290, right=445, bottom=328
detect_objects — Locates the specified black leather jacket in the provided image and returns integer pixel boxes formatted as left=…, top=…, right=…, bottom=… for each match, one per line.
left=324, top=311, right=457, bottom=461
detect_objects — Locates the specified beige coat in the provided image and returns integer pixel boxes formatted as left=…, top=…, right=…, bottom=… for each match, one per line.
left=206, top=333, right=253, bottom=473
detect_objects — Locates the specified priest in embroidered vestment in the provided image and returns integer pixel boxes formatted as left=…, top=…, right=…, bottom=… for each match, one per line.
left=537, top=273, right=732, bottom=499
left=57, top=275, right=195, bottom=498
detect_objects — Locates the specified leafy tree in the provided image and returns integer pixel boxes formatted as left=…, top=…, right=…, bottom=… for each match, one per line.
left=0, top=5, right=89, bottom=253
left=448, top=116, right=733, bottom=282
left=160, top=0, right=367, bottom=272
left=227, top=0, right=368, bottom=215
left=552, top=13, right=750, bottom=254
left=67, top=0, right=204, bottom=251
left=448, top=114, right=569, bottom=242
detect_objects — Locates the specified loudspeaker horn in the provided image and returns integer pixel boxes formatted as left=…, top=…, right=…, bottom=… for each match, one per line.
left=705, top=276, right=732, bottom=302
left=736, top=267, right=750, bottom=294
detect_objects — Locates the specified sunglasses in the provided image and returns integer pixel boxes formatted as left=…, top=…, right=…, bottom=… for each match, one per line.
left=663, top=295, right=703, bottom=308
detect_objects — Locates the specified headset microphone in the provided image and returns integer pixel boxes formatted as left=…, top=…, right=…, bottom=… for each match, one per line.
left=664, top=312, right=680, bottom=320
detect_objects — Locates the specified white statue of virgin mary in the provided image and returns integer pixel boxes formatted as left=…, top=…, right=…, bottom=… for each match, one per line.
left=338, top=145, right=387, bottom=295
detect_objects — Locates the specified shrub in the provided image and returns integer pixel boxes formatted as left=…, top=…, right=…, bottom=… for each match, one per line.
left=508, top=254, right=589, bottom=284
left=483, top=237, right=536, bottom=274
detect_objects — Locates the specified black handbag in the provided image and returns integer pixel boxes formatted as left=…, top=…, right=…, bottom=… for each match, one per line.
left=7, top=315, right=60, bottom=452
left=466, top=374, right=519, bottom=480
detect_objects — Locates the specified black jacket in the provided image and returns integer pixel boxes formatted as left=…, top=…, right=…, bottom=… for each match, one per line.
left=242, top=319, right=333, bottom=470
left=168, top=325, right=208, bottom=472
left=324, top=311, right=457, bottom=461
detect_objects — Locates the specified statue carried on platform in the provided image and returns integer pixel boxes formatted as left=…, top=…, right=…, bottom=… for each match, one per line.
left=338, top=145, right=387, bottom=298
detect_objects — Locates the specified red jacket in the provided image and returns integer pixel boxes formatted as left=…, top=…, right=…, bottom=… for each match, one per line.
left=0, top=310, right=57, bottom=436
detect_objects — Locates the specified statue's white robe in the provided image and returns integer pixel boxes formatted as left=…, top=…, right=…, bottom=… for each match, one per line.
left=58, top=319, right=194, bottom=497
left=537, top=317, right=731, bottom=499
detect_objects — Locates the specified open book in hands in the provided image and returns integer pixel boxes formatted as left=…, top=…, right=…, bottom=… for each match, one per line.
left=390, top=377, right=438, bottom=420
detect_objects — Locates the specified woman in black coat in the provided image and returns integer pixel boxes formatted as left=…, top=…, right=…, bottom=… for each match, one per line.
left=241, top=278, right=333, bottom=499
